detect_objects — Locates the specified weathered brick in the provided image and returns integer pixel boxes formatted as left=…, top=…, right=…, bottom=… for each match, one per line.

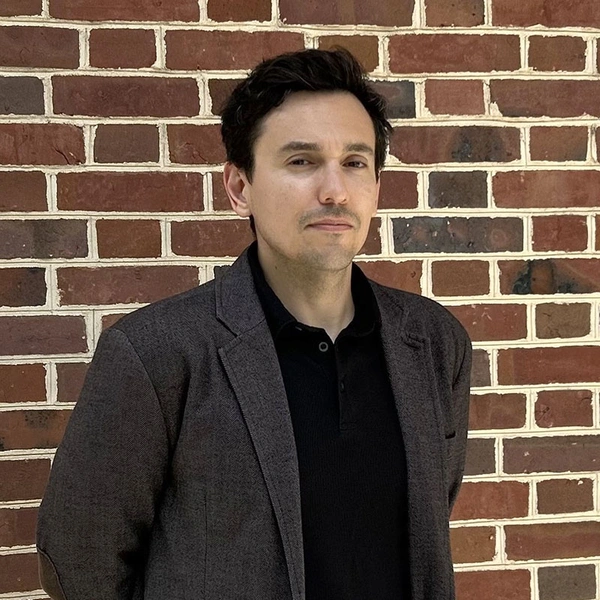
left=0, top=219, right=87, bottom=259
left=469, top=393, right=526, bottom=430
left=101, top=313, right=128, bottom=331
left=208, top=78, right=243, bottom=116
left=391, top=126, right=520, bottom=164
left=425, top=79, right=485, bottom=115
left=389, top=35, right=520, bottom=73
left=532, top=215, right=587, bottom=252
left=370, top=81, right=416, bottom=119
left=0, top=409, right=71, bottom=450
left=94, top=124, right=159, bottom=163
left=171, top=220, right=257, bottom=257
left=432, top=260, right=489, bottom=296
left=89, top=28, right=156, bottom=68
left=96, top=219, right=162, bottom=259
left=356, top=261, right=422, bottom=294
left=0, top=0, right=41, bottom=16
left=166, top=31, right=304, bottom=71
left=0, top=507, right=37, bottom=547
left=471, top=349, right=490, bottom=387
left=0, top=458, right=50, bottom=501
left=530, top=127, right=588, bottom=162
left=535, top=389, right=594, bottom=428
left=425, top=0, right=484, bottom=26
left=56, top=362, right=89, bottom=403
left=451, top=481, right=529, bottom=520
left=506, top=522, right=600, bottom=560
left=455, top=570, right=531, bottom=600
left=362, top=218, right=385, bottom=255
left=279, top=0, right=413, bottom=26
left=529, top=36, right=586, bottom=72
left=168, top=124, right=226, bottom=165
left=537, top=478, right=594, bottom=514
left=448, top=304, right=527, bottom=342
left=504, top=435, right=600, bottom=473
left=464, top=438, right=495, bottom=476
left=53, top=76, right=199, bottom=117
left=0, top=364, right=46, bottom=403
left=0, top=171, right=46, bottom=211
left=492, top=0, right=600, bottom=28
left=0, top=124, right=84, bottom=166
left=58, top=266, right=199, bottom=305
left=0, top=553, right=39, bottom=593
left=57, top=172, right=203, bottom=212
left=0, top=77, right=44, bottom=115
left=378, top=171, right=418, bottom=209
left=393, top=217, right=523, bottom=253
left=429, top=171, right=487, bottom=208
left=538, top=564, right=597, bottom=600
left=450, top=526, right=495, bottom=563
left=536, top=303, right=591, bottom=339
left=499, top=259, right=600, bottom=294
left=0, top=316, right=87, bottom=356
left=50, top=0, right=199, bottom=21
left=207, top=0, right=271, bottom=21
left=0, top=26, right=78, bottom=68
left=494, top=171, right=600, bottom=208
left=211, top=172, right=232, bottom=211
left=318, top=36, right=379, bottom=72
left=491, top=80, right=600, bottom=118
left=0, top=268, right=46, bottom=307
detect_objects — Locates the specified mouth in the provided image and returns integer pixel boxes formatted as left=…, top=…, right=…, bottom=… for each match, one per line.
left=307, top=220, right=354, bottom=232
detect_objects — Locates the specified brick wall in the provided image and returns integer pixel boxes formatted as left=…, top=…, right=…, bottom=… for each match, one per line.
left=0, top=0, right=599, bottom=597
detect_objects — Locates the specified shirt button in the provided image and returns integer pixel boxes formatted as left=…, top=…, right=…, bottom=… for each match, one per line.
left=318, top=341, right=329, bottom=352
left=340, top=382, right=346, bottom=392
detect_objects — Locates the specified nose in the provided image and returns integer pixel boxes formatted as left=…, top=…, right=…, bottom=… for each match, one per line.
left=317, top=163, right=348, bottom=205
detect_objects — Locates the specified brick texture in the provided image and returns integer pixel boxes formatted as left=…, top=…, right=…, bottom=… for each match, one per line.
left=468, top=393, right=527, bottom=430
left=0, top=77, right=44, bottom=115
left=96, top=219, right=162, bottom=258
left=0, top=0, right=42, bottom=16
left=529, top=127, right=588, bottom=162
left=425, top=80, right=485, bottom=115
left=535, top=390, right=594, bottom=428
left=357, top=261, right=422, bottom=294
left=492, top=0, right=600, bottom=28
left=537, top=478, right=594, bottom=514
left=0, top=364, right=46, bottom=403
left=528, top=36, right=586, bottom=72
left=451, top=481, right=529, bottom=520
left=431, top=260, right=490, bottom=296
left=50, top=0, right=199, bottom=21
left=0, top=268, right=46, bottom=307
left=0, top=171, right=47, bottom=211
left=425, top=0, right=484, bottom=26
left=450, top=526, right=496, bottom=563
left=531, top=215, right=587, bottom=251
left=94, top=125, right=159, bottom=163
left=535, top=303, right=591, bottom=339
left=207, top=0, right=271, bottom=22
left=448, top=304, right=527, bottom=341
left=318, top=36, right=379, bottom=72
left=89, top=29, right=156, bottom=69
left=455, top=570, right=531, bottom=600
left=0, top=27, right=79, bottom=68
left=538, top=564, right=597, bottom=600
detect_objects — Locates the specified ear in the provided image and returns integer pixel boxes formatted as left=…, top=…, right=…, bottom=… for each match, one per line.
left=223, top=162, right=252, bottom=218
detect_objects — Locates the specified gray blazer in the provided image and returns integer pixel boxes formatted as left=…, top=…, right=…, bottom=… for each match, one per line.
left=37, top=247, right=472, bottom=600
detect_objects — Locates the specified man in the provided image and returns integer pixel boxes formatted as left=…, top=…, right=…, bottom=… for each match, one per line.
left=37, top=49, right=472, bottom=600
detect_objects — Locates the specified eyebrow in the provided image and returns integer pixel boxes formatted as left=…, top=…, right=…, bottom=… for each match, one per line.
left=277, top=141, right=374, bottom=155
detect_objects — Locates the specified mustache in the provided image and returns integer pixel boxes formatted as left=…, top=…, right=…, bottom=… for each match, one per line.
left=299, top=207, right=360, bottom=227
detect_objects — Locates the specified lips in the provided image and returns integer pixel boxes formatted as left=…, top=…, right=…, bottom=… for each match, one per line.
left=308, top=220, right=353, bottom=231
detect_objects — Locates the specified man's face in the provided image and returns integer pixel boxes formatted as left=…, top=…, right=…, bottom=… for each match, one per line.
left=232, top=90, right=380, bottom=273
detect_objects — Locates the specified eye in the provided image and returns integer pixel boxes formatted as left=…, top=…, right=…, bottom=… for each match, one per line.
left=345, top=159, right=367, bottom=168
left=288, top=157, right=312, bottom=166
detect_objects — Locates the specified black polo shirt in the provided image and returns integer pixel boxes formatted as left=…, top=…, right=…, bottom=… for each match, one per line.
left=248, top=243, right=411, bottom=600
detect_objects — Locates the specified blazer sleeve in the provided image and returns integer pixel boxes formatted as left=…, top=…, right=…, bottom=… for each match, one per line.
left=36, top=327, right=170, bottom=600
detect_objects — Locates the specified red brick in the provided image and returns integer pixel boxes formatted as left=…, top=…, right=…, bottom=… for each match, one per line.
left=0, top=171, right=46, bottom=211
left=597, top=215, right=600, bottom=250
left=493, top=0, right=600, bottom=27
left=318, top=36, right=379, bottom=72
left=0, top=0, right=41, bottom=16
left=0, top=459, right=50, bottom=501
left=531, top=127, right=588, bottom=162
left=536, top=303, right=591, bottom=339
left=53, top=76, right=199, bottom=117
left=529, top=36, right=586, bottom=72
left=0, top=316, right=87, bottom=356
left=504, top=435, right=600, bottom=474
left=0, top=553, right=39, bottom=594
left=499, top=346, right=600, bottom=385
left=494, top=171, right=600, bottom=208
left=425, top=0, right=484, bottom=26
left=356, top=261, right=422, bottom=294
left=491, top=80, right=600, bottom=118
left=0, top=76, right=44, bottom=115
left=471, top=349, right=491, bottom=387
left=425, top=80, right=485, bottom=115
left=450, top=526, right=496, bottom=563
left=166, top=31, right=304, bottom=71
left=448, top=304, right=526, bottom=342
left=428, top=171, right=487, bottom=208
left=89, top=29, right=156, bottom=68
left=432, top=261, right=489, bottom=296
left=506, top=522, right=600, bottom=560
left=171, top=220, right=256, bottom=257
left=535, top=389, right=594, bottom=428
left=0, top=364, right=46, bottom=403
left=94, top=124, right=159, bottom=163
left=96, top=219, right=162, bottom=259
left=56, top=362, right=89, bottom=403
left=0, top=507, right=37, bottom=546
left=389, top=35, right=520, bottom=73
left=50, top=0, right=198, bottom=21
left=0, top=124, right=84, bottom=166
left=57, top=172, right=203, bottom=212
left=360, top=218, right=381, bottom=255
left=538, top=564, right=597, bottom=600
left=211, top=172, right=232, bottom=211
left=208, top=0, right=270, bottom=21
left=168, top=124, right=226, bottom=165
left=280, top=0, right=413, bottom=26
left=469, top=393, right=526, bottom=430
left=370, top=81, right=416, bottom=119
left=101, top=313, right=128, bottom=330
left=451, top=481, right=529, bottom=521
left=378, top=171, right=418, bottom=209
left=391, top=126, right=520, bottom=164
left=208, top=78, right=243, bottom=116
left=0, top=26, right=78, bottom=68
left=455, top=570, right=531, bottom=600
left=0, top=409, right=71, bottom=450
left=464, top=438, right=495, bottom=476
left=537, top=478, right=594, bottom=514
left=532, top=215, right=587, bottom=252
left=0, top=268, right=46, bottom=307
left=58, top=266, right=198, bottom=306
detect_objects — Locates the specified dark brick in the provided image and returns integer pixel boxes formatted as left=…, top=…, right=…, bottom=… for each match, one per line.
left=469, top=393, right=527, bottom=430
left=455, top=570, right=530, bottom=600
left=319, top=36, right=379, bottom=72
left=535, top=389, right=594, bottom=428
left=425, top=79, right=485, bottom=115
left=392, top=217, right=523, bottom=253
left=378, top=171, right=419, bottom=209
left=425, top=0, right=484, bottom=26
left=356, top=260, right=422, bottom=294
left=529, top=36, right=586, bottom=72
left=431, top=260, right=490, bottom=296
left=50, top=0, right=199, bottom=21
left=171, top=220, right=257, bottom=257
left=0, top=219, right=87, bottom=259
left=536, top=303, right=591, bottom=339
left=0, top=364, right=46, bottom=403
left=0, top=26, right=78, bottom=68
left=529, top=126, right=588, bottom=162
left=370, top=81, right=416, bottom=119
left=464, top=437, right=495, bottom=476
left=0, top=507, right=37, bottom=546
left=53, top=76, right=199, bottom=117
left=0, top=459, right=50, bottom=501
left=56, top=362, right=89, bottom=403
left=94, top=124, right=159, bottom=163
left=0, top=171, right=46, bottom=211
left=451, top=481, right=529, bottom=520
left=209, top=78, right=243, bottom=116
left=537, top=478, right=594, bottom=515
left=0, top=0, right=41, bottom=16
left=538, top=564, right=597, bottom=600
left=0, top=267, right=46, bottom=307
left=449, top=304, right=527, bottom=342
left=0, top=553, right=39, bottom=593
left=0, top=77, right=44, bottom=115
left=0, top=409, right=71, bottom=450
left=471, top=349, right=490, bottom=387
left=96, top=219, right=162, bottom=258
left=532, top=215, right=587, bottom=252
left=391, top=126, right=520, bottom=164
left=492, top=0, right=600, bottom=28
left=450, top=526, right=495, bottom=563
left=429, top=171, right=487, bottom=208
left=168, top=124, right=226, bottom=164
left=208, top=0, right=271, bottom=21
left=89, top=29, right=156, bottom=68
